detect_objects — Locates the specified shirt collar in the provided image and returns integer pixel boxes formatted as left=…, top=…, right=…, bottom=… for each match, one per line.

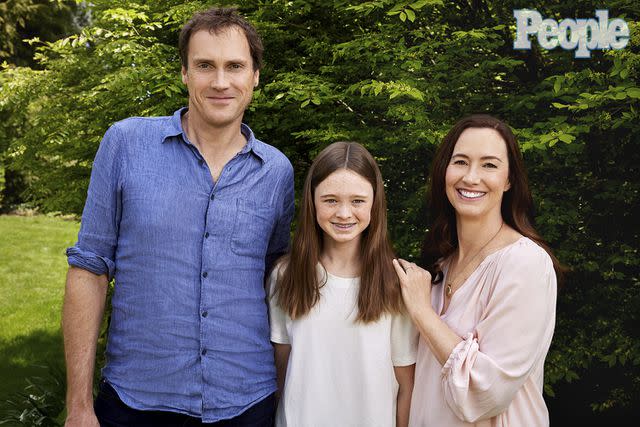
left=162, top=108, right=266, bottom=163
left=160, top=108, right=187, bottom=141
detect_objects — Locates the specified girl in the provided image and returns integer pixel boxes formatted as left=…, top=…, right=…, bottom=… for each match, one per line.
left=394, top=115, right=563, bottom=426
left=269, top=141, right=418, bottom=427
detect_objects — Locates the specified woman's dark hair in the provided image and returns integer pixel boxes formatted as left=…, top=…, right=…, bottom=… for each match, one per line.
left=421, top=114, right=565, bottom=282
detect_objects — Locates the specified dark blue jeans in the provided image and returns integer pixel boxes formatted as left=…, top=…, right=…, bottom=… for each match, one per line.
left=94, top=380, right=275, bottom=427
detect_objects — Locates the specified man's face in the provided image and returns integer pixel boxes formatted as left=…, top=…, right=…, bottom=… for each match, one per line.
left=181, top=27, right=259, bottom=129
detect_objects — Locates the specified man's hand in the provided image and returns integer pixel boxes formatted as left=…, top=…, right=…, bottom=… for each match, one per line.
left=64, top=408, right=100, bottom=427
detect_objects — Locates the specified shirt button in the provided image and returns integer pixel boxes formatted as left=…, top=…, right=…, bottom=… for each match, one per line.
left=204, top=232, right=210, bottom=238
left=202, top=311, right=208, bottom=318
left=201, top=349, right=207, bottom=356
left=210, top=194, right=215, bottom=201
left=202, top=272, right=208, bottom=278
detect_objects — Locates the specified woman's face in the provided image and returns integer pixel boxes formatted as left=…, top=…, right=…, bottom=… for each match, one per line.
left=445, top=127, right=511, bottom=222
left=314, top=169, right=374, bottom=249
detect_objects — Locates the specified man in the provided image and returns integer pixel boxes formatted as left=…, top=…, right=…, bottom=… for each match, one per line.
left=63, top=7, right=293, bottom=426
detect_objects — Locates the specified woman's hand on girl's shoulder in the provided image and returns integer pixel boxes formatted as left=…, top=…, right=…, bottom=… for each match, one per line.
left=393, top=259, right=433, bottom=319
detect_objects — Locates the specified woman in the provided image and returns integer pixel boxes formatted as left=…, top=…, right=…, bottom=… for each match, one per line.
left=393, top=115, right=563, bottom=426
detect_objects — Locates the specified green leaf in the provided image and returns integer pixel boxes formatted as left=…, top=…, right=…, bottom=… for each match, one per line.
left=554, top=78, right=562, bottom=94
left=626, top=88, right=640, bottom=99
left=614, top=91, right=627, bottom=100
left=405, top=9, right=416, bottom=22
left=409, top=88, right=424, bottom=101
left=614, top=56, right=622, bottom=69
left=410, top=0, right=444, bottom=7
left=539, top=134, right=554, bottom=144
left=565, top=371, right=579, bottom=382
left=544, top=383, right=555, bottom=397
left=558, top=133, right=575, bottom=144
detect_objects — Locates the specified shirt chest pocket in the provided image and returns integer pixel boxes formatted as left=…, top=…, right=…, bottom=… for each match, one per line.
left=231, top=198, right=276, bottom=259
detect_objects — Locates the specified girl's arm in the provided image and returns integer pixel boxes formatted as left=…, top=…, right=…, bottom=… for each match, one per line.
left=274, top=343, right=291, bottom=401
left=267, top=264, right=292, bottom=402
left=394, top=364, right=415, bottom=427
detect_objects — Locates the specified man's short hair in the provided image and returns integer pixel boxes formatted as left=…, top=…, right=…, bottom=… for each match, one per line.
left=179, top=7, right=263, bottom=71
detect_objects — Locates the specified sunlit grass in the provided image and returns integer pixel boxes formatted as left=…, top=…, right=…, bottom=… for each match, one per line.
left=0, top=215, right=79, bottom=400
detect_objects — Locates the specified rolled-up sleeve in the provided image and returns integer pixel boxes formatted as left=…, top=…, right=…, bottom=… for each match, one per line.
left=66, top=124, right=125, bottom=281
left=440, top=247, right=557, bottom=422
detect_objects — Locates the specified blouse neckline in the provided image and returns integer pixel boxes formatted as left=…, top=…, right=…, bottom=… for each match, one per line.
left=439, top=236, right=529, bottom=316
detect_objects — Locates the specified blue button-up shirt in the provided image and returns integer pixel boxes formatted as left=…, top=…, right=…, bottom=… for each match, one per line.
left=66, top=108, right=294, bottom=422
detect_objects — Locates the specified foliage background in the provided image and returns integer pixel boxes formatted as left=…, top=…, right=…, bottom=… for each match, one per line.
left=0, top=0, right=638, bottom=424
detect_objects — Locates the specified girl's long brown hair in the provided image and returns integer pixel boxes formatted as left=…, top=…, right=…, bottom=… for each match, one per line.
left=276, top=142, right=403, bottom=322
left=421, top=114, right=566, bottom=283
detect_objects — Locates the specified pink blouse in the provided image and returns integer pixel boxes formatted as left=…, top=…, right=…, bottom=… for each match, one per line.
left=409, top=237, right=557, bottom=427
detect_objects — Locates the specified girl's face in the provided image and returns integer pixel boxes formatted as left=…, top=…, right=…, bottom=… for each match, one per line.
left=314, top=169, right=374, bottom=248
left=445, top=127, right=511, bottom=222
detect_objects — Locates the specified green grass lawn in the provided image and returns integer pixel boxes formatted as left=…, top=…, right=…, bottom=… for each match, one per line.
left=0, top=215, right=79, bottom=401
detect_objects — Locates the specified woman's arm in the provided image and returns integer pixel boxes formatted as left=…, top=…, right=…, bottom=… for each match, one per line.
left=392, top=259, right=461, bottom=364
left=393, top=248, right=557, bottom=422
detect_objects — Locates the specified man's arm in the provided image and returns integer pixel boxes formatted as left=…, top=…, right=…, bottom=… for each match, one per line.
left=62, top=267, right=109, bottom=427
left=264, top=163, right=294, bottom=275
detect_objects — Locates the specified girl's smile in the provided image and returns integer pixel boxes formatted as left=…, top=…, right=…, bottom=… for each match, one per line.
left=314, top=169, right=374, bottom=247
left=331, top=221, right=357, bottom=230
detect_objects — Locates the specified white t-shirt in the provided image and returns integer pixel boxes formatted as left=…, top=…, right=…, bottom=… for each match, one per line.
left=269, top=266, right=418, bottom=427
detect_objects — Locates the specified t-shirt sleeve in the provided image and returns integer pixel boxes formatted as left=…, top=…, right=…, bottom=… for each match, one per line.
left=268, top=265, right=290, bottom=345
left=391, top=311, right=419, bottom=366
